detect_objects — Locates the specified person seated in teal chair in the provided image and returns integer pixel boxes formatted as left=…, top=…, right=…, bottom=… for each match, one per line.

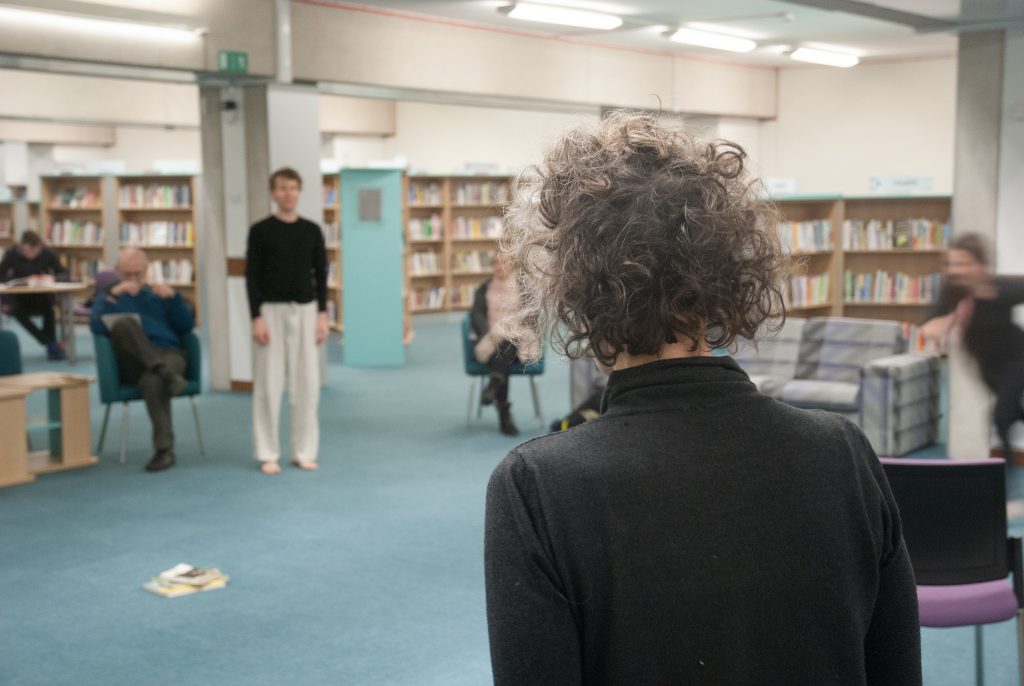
left=89, top=248, right=195, bottom=472
left=470, top=252, right=539, bottom=436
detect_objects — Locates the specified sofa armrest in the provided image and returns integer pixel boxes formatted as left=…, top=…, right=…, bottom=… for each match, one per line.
left=860, top=353, right=941, bottom=456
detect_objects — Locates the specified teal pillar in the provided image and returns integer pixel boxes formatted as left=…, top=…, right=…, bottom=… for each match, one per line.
left=341, top=168, right=406, bottom=367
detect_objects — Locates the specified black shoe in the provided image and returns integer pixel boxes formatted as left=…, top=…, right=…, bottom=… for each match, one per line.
left=498, top=402, right=519, bottom=437
left=145, top=450, right=176, bottom=472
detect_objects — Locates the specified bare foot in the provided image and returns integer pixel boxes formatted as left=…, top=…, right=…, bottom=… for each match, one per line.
left=1008, top=499, right=1024, bottom=521
left=291, top=460, right=319, bottom=471
left=260, top=462, right=281, bottom=475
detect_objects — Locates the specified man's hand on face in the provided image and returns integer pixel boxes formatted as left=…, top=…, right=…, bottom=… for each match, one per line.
left=151, top=283, right=175, bottom=299
left=112, top=280, right=143, bottom=297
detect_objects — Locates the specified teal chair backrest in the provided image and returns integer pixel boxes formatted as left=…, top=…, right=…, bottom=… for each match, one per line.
left=0, top=330, right=22, bottom=376
left=94, top=332, right=202, bottom=405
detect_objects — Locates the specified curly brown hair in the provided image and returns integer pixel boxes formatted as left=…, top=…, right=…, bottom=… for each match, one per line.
left=502, top=111, right=788, bottom=367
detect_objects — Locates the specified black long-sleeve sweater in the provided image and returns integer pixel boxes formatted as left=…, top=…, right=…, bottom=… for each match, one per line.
left=485, top=356, right=920, bottom=686
left=0, top=246, right=64, bottom=282
left=245, top=215, right=327, bottom=320
left=926, top=277, right=1024, bottom=390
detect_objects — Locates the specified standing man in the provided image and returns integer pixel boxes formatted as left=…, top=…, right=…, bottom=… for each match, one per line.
left=0, top=230, right=66, bottom=359
left=246, top=167, right=329, bottom=475
left=90, top=248, right=195, bottom=472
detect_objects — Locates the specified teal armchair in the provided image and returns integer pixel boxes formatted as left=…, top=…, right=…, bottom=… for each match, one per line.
left=461, top=315, right=544, bottom=427
left=93, top=332, right=206, bottom=464
left=0, top=330, right=22, bottom=376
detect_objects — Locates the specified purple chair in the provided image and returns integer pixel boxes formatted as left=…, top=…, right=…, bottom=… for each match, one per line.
left=880, top=457, right=1024, bottom=686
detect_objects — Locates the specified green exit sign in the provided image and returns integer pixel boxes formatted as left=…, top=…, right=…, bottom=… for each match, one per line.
left=218, top=50, right=249, bottom=74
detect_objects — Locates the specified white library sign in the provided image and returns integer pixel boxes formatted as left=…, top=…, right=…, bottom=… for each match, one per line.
left=869, top=176, right=934, bottom=194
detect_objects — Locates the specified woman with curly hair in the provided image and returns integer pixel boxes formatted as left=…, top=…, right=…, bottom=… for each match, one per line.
left=484, top=113, right=920, bottom=685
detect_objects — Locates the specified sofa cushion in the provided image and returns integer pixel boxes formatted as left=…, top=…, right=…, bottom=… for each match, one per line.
left=781, top=380, right=861, bottom=412
left=733, top=318, right=806, bottom=382
left=796, top=317, right=904, bottom=384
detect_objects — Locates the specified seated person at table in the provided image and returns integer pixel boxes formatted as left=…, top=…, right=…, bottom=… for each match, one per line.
left=469, top=251, right=538, bottom=437
left=89, top=248, right=194, bottom=472
left=0, top=231, right=66, bottom=360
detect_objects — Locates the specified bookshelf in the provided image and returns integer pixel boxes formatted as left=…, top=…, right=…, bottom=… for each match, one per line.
left=40, top=175, right=110, bottom=285
left=775, top=196, right=843, bottom=317
left=405, top=175, right=511, bottom=314
left=774, top=195, right=951, bottom=333
left=115, top=175, right=200, bottom=323
left=0, top=202, right=15, bottom=250
left=322, top=173, right=343, bottom=332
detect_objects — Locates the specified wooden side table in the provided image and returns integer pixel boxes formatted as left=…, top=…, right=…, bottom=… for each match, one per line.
left=0, top=386, right=34, bottom=487
left=0, top=372, right=97, bottom=477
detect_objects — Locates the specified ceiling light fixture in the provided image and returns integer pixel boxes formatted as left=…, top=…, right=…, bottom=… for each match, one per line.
left=789, top=47, right=859, bottom=68
left=505, top=2, right=623, bottom=31
left=669, top=27, right=757, bottom=53
left=0, top=5, right=204, bottom=43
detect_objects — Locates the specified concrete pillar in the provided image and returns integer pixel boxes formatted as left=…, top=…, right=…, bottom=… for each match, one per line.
left=949, top=29, right=1024, bottom=459
left=199, top=82, right=322, bottom=392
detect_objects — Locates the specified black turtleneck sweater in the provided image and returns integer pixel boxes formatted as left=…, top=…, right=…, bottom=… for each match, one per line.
left=485, top=356, right=920, bottom=686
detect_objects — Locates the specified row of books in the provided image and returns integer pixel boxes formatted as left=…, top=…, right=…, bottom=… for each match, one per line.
left=119, top=183, right=190, bottom=208
left=0, top=217, right=11, bottom=238
left=452, top=250, right=495, bottom=273
left=452, top=216, right=501, bottom=240
left=322, top=222, right=340, bottom=245
left=408, top=214, right=443, bottom=240
left=844, top=270, right=941, bottom=303
left=51, top=186, right=99, bottom=209
left=323, top=185, right=338, bottom=208
left=119, top=222, right=194, bottom=246
left=409, top=251, right=442, bottom=275
left=144, top=563, right=228, bottom=599
left=453, top=182, right=508, bottom=205
left=64, top=258, right=106, bottom=281
left=147, top=260, right=194, bottom=285
left=788, top=274, right=831, bottom=308
left=327, top=262, right=340, bottom=288
left=779, top=220, right=832, bottom=253
left=47, top=220, right=103, bottom=246
left=326, top=300, right=339, bottom=325
left=842, top=219, right=950, bottom=250
left=900, top=323, right=929, bottom=353
left=409, top=182, right=444, bottom=206
left=410, top=286, right=446, bottom=310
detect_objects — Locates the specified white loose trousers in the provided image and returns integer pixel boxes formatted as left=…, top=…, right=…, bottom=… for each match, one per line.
left=252, top=301, right=320, bottom=463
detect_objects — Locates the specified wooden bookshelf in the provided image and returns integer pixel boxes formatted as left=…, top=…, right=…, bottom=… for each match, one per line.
left=773, top=194, right=951, bottom=324
left=40, top=175, right=110, bottom=287
left=322, top=172, right=343, bottom=332
left=404, top=175, right=511, bottom=314
left=775, top=196, right=843, bottom=317
left=114, top=174, right=200, bottom=324
left=0, top=202, right=15, bottom=250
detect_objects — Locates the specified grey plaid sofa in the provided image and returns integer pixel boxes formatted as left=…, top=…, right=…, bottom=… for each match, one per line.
left=735, top=317, right=941, bottom=455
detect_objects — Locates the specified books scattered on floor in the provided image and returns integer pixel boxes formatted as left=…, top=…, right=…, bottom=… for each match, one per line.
left=144, top=563, right=229, bottom=598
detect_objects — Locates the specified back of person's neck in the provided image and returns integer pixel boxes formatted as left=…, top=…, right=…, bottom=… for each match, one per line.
left=611, top=339, right=712, bottom=372
left=274, top=211, right=299, bottom=223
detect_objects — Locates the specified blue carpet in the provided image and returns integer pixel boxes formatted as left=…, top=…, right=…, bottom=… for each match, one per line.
left=0, top=316, right=1020, bottom=685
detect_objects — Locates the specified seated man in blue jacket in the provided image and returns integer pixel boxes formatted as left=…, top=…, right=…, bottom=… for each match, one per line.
left=90, top=248, right=195, bottom=472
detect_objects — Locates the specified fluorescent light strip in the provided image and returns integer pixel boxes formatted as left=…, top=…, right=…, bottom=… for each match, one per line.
left=0, top=5, right=203, bottom=44
left=790, top=47, right=859, bottom=68
left=669, top=28, right=756, bottom=53
left=507, top=2, right=623, bottom=31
